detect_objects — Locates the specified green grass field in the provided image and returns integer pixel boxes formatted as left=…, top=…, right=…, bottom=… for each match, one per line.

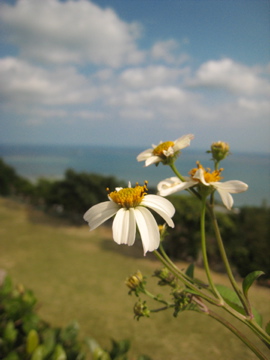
left=1, top=197, right=269, bottom=360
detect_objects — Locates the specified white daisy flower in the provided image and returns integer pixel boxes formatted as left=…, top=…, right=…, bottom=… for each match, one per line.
left=158, top=163, right=248, bottom=210
left=137, top=134, right=194, bottom=167
left=84, top=182, right=175, bottom=255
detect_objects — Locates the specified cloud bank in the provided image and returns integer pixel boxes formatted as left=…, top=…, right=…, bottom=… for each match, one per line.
left=0, top=0, right=269, bottom=152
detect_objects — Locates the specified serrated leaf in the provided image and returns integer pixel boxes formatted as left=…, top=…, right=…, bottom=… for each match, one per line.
left=265, top=321, right=270, bottom=335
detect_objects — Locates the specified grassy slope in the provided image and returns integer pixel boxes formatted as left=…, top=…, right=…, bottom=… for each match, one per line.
left=0, top=197, right=269, bottom=360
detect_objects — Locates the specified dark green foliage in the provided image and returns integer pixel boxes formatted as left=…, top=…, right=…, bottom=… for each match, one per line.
left=43, top=169, right=124, bottom=216
left=0, top=159, right=34, bottom=198
left=230, top=207, right=270, bottom=279
left=162, top=195, right=201, bottom=261
left=0, top=276, right=152, bottom=360
left=0, top=276, right=87, bottom=360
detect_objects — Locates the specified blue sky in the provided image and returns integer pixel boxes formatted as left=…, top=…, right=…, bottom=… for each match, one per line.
left=0, top=0, right=269, bottom=152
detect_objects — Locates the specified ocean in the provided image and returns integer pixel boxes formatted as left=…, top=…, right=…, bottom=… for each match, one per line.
left=0, top=144, right=269, bottom=207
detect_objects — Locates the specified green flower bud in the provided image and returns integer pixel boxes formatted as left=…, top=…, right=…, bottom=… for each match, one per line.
left=133, top=300, right=150, bottom=320
left=154, top=267, right=176, bottom=287
left=208, top=141, right=230, bottom=162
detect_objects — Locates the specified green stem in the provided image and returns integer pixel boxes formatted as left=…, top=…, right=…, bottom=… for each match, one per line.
left=207, top=204, right=251, bottom=315
left=158, top=242, right=197, bottom=285
left=169, top=163, right=201, bottom=199
left=169, top=162, right=187, bottom=182
left=208, top=310, right=268, bottom=360
left=143, top=288, right=169, bottom=306
left=200, top=198, right=223, bottom=300
left=153, top=250, right=220, bottom=306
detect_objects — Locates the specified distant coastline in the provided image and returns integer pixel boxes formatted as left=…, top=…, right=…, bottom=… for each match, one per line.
left=0, top=143, right=269, bottom=207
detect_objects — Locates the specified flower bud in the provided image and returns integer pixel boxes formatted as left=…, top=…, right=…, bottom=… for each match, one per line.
left=133, top=300, right=150, bottom=320
left=208, top=141, right=230, bottom=162
left=154, top=267, right=176, bottom=287
left=125, top=270, right=143, bottom=291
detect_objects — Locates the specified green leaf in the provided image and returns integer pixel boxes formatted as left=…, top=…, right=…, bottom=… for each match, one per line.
left=3, top=321, right=18, bottom=344
left=59, top=321, right=79, bottom=344
left=137, top=356, right=153, bottom=360
left=52, top=344, right=67, bottom=360
left=215, top=284, right=262, bottom=326
left=31, top=345, right=45, bottom=360
left=265, top=321, right=270, bottom=335
left=42, top=328, right=57, bottom=358
left=0, top=275, right=13, bottom=295
left=215, top=284, right=244, bottom=313
left=3, top=351, right=20, bottom=360
left=185, top=264, right=194, bottom=279
left=109, top=338, right=130, bottom=357
left=26, top=329, right=40, bottom=354
left=242, top=271, right=264, bottom=298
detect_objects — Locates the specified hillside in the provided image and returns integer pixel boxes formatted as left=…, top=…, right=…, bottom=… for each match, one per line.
left=0, top=197, right=269, bottom=360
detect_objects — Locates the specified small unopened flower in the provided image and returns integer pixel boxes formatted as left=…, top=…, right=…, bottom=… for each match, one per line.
left=157, top=162, right=248, bottom=210
left=84, top=181, right=175, bottom=255
left=154, top=267, right=176, bottom=287
left=137, top=134, right=194, bottom=167
left=125, top=270, right=144, bottom=292
left=133, top=300, right=150, bottom=320
left=208, top=141, right=230, bottom=162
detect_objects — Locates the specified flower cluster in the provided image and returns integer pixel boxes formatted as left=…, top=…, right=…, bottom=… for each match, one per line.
left=84, top=135, right=248, bottom=253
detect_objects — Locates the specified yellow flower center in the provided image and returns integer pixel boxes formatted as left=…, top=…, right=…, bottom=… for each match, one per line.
left=189, top=163, right=223, bottom=183
left=108, top=182, right=148, bottom=209
left=153, top=141, right=174, bottom=156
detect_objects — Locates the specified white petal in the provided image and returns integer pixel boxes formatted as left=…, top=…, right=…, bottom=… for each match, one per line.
left=112, top=208, right=136, bottom=246
left=83, top=201, right=118, bottom=230
left=215, top=188, right=234, bottom=210
left=134, top=207, right=160, bottom=255
left=157, top=177, right=196, bottom=197
left=142, top=194, right=175, bottom=227
left=163, top=147, right=174, bottom=157
left=193, top=168, right=210, bottom=186
left=213, top=180, right=248, bottom=194
left=127, top=208, right=136, bottom=246
left=136, top=148, right=153, bottom=161
left=145, top=155, right=161, bottom=167
left=213, top=180, right=248, bottom=210
left=173, top=134, right=194, bottom=151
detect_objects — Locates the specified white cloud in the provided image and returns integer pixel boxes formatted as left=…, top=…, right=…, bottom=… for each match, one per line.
left=150, top=39, right=190, bottom=65
left=0, top=57, right=97, bottom=106
left=188, top=58, right=270, bottom=96
left=0, top=0, right=269, bottom=152
left=0, top=0, right=144, bottom=67
left=120, top=65, right=189, bottom=88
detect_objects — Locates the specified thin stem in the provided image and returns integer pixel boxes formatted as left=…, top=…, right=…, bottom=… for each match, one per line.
left=200, top=198, right=223, bottom=300
left=158, top=242, right=197, bottom=285
left=169, top=163, right=201, bottom=199
left=208, top=310, right=269, bottom=360
left=169, top=162, right=187, bottom=182
left=153, top=250, right=220, bottom=306
left=207, top=204, right=251, bottom=315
